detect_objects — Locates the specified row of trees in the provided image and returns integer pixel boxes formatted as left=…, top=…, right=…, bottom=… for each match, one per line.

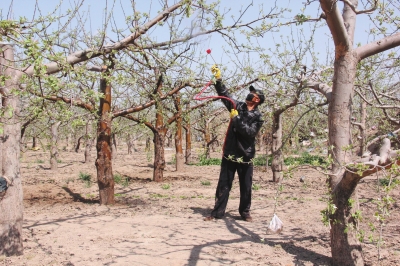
left=1, top=0, right=400, bottom=265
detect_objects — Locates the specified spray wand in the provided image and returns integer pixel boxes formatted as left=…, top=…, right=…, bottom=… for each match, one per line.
left=193, top=49, right=236, bottom=109
left=193, top=49, right=238, bottom=156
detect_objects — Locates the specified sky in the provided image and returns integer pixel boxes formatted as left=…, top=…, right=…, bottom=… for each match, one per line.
left=0, top=0, right=379, bottom=73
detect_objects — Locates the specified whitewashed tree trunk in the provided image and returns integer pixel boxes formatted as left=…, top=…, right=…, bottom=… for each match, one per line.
left=0, top=44, right=23, bottom=256
left=357, top=101, right=367, bottom=156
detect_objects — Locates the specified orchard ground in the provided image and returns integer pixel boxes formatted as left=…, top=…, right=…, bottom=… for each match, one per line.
left=2, top=143, right=400, bottom=266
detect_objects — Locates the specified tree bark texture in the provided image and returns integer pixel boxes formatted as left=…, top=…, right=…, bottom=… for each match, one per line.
left=111, top=133, right=118, bottom=160
left=166, top=131, right=172, bottom=148
left=50, top=121, right=61, bottom=171
left=204, top=126, right=211, bottom=159
left=330, top=173, right=364, bottom=266
left=0, top=44, right=23, bottom=256
left=183, top=124, right=192, bottom=164
left=328, top=50, right=364, bottom=266
left=145, top=137, right=151, bottom=152
left=127, top=134, right=141, bottom=154
left=84, top=139, right=94, bottom=163
left=75, top=136, right=83, bottom=152
left=328, top=51, right=357, bottom=181
left=256, top=132, right=262, bottom=151
left=127, top=135, right=134, bottom=154
left=271, top=112, right=283, bottom=182
left=65, top=134, right=71, bottom=151
left=84, top=120, right=94, bottom=163
left=152, top=71, right=166, bottom=182
left=321, top=0, right=364, bottom=264
left=95, top=78, right=114, bottom=205
left=175, top=117, right=184, bottom=172
left=32, top=137, right=37, bottom=149
left=357, top=101, right=366, bottom=156
left=173, top=95, right=184, bottom=171
left=153, top=129, right=166, bottom=182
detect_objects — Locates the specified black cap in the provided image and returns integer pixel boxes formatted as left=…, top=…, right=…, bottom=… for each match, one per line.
left=249, top=85, right=265, bottom=104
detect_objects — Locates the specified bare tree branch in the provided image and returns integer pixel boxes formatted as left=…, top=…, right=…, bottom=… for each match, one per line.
left=16, top=2, right=184, bottom=78
left=305, top=81, right=332, bottom=102
left=340, top=0, right=378, bottom=14
left=355, top=32, right=400, bottom=61
left=320, top=0, right=350, bottom=55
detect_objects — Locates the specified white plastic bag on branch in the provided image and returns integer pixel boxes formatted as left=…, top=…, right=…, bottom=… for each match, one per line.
left=268, top=214, right=283, bottom=234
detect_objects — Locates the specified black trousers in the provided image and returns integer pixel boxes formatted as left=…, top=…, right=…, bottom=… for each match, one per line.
left=210, top=157, right=253, bottom=219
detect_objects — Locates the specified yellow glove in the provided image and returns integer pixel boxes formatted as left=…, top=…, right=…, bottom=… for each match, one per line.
left=211, top=64, right=221, bottom=79
left=230, top=109, right=238, bottom=119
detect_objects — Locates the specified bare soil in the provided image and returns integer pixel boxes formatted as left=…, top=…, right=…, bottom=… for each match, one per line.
left=2, top=144, right=400, bottom=266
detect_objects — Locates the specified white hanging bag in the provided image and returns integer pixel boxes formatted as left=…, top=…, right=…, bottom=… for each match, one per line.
left=268, top=214, right=283, bottom=234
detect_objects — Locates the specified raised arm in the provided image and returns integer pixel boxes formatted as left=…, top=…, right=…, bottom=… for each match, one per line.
left=214, top=79, right=239, bottom=111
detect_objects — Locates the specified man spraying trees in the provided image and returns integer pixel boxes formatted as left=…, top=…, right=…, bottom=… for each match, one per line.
left=204, top=65, right=264, bottom=222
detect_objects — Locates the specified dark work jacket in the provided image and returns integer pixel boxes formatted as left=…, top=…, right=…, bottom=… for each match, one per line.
left=215, top=79, right=264, bottom=160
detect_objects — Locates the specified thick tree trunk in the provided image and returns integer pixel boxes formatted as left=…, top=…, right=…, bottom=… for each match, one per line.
left=328, top=50, right=364, bottom=266
left=210, top=134, right=218, bottom=152
left=145, top=137, right=151, bottom=152
left=32, top=137, right=37, bottom=149
left=173, top=95, right=184, bottom=171
left=331, top=173, right=363, bottom=265
left=256, top=131, right=262, bottom=151
left=127, top=135, right=134, bottom=154
left=111, top=133, right=118, bottom=160
left=204, top=125, right=211, bottom=159
left=263, top=131, right=272, bottom=171
left=357, top=101, right=367, bottom=156
left=84, top=120, right=94, bottom=163
left=153, top=129, right=166, bottom=182
left=183, top=124, right=192, bottom=164
left=271, top=112, right=283, bottom=182
left=175, top=118, right=184, bottom=172
left=152, top=71, right=166, bottom=182
left=127, top=133, right=141, bottom=154
left=166, top=131, right=172, bottom=148
left=66, top=133, right=71, bottom=151
left=328, top=54, right=356, bottom=177
left=20, top=135, right=27, bottom=153
left=0, top=44, right=23, bottom=256
left=75, top=136, right=83, bottom=152
left=84, top=138, right=94, bottom=163
left=50, top=121, right=61, bottom=171
left=184, top=104, right=192, bottom=164
left=319, top=0, right=365, bottom=263
left=95, top=78, right=114, bottom=205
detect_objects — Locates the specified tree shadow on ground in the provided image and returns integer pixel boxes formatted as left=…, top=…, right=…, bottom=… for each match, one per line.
left=62, top=187, right=99, bottom=204
left=189, top=207, right=331, bottom=266
left=22, top=211, right=111, bottom=262
left=37, top=164, right=74, bottom=170
left=122, top=176, right=152, bottom=183
left=23, top=212, right=104, bottom=230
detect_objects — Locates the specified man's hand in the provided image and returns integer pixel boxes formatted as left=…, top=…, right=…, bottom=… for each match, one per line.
left=211, top=64, right=221, bottom=79
left=230, top=109, right=238, bottom=119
